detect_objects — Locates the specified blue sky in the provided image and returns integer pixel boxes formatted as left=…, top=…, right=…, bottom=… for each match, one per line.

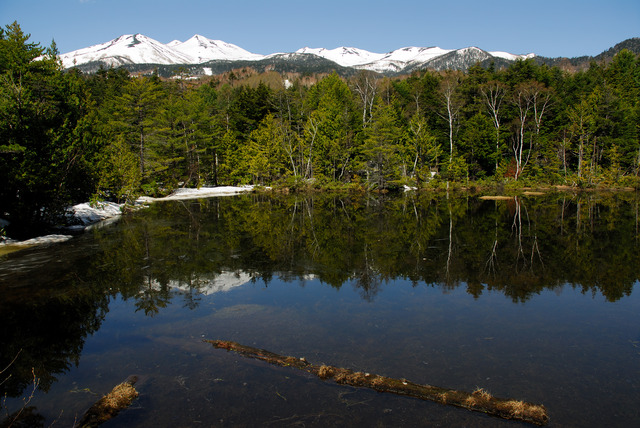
left=1, top=0, right=638, bottom=57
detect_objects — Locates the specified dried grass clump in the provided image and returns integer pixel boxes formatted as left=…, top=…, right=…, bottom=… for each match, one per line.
left=464, top=395, right=479, bottom=406
left=78, top=377, right=138, bottom=426
left=334, top=371, right=348, bottom=383
left=494, top=398, right=548, bottom=424
left=472, top=387, right=493, bottom=401
left=346, top=372, right=367, bottom=384
left=505, top=400, right=526, bottom=416
left=102, top=382, right=138, bottom=409
left=370, top=376, right=386, bottom=387
left=317, top=365, right=334, bottom=379
left=524, top=404, right=548, bottom=421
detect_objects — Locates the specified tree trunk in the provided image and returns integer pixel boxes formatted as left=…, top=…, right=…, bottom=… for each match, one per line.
left=207, top=340, right=549, bottom=426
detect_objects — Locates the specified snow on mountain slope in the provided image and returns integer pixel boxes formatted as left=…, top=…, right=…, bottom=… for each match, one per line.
left=171, top=35, right=264, bottom=63
left=60, top=33, right=537, bottom=73
left=456, top=46, right=492, bottom=58
left=354, top=46, right=454, bottom=72
left=295, top=46, right=457, bottom=73
left=296, top=46, right=385, bottom=67
left=60, top=34, right=194, bottom=68
left=384, top=46, right=453, bottom=63
left=417, top=46, right=493, bottom=71
left=489, top=51, right=536, bottom=61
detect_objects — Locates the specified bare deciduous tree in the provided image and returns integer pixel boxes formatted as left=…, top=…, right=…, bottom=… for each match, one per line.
left=480, top=81, right=506, bottom=172
left=511, top=81, right=551, bottom=180
left=351, top=70, right=378, bottom=128
left=437, top=72, right=463, bottom=162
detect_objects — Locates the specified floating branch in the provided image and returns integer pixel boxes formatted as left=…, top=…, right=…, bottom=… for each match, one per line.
left=207, top=340, right=548, bottom=426
left=76, top=375, right=139, bottom=427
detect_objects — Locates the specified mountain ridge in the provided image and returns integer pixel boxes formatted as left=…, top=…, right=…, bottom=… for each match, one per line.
left=60, top=34, right=639, bottom=77
left=59, top=33, right=535, bottom=75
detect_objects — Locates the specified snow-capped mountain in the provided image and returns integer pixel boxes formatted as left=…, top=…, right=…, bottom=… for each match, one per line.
left=60, top=34, right=194, bottom=68
left=489, top=50, right=536, bottom=61
left=295, top=46, right=386, bottom=67
left=358, top=46, right=455, bottom=73
left=293, top=46, right=459, bottom=73
left=170, top=34, right=264, bottom=63
left=60, top=33, right=265, bottom=68
left=60, top=33, right=536, bottom=75
left=408, top=46, right=495, bottom=73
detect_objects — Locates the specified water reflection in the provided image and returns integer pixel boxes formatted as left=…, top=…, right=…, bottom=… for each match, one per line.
left=0, top=191, right=638, bottom=424
left=87, top=191, right=637, bottom=303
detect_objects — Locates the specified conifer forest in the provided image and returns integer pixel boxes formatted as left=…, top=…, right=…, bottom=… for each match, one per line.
left=1, top=22, right=639, bottom=230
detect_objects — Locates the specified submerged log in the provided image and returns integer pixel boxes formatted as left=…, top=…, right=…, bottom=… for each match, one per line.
left=207, top=340, right=548, bottom=426
left=76, top=375, right=139, bottom=427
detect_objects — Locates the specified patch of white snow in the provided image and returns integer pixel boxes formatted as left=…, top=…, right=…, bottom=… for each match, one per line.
left=171, top=35, right=264, bottom=63
left=67, top=201, right=123, bottom=225
left=151, top=186, right=255, bottom=201
left=490, top=51, right=536, bottom=61
left=295, top=46, right=385, bottom=67
left=15, top=235, right=73, bottom=246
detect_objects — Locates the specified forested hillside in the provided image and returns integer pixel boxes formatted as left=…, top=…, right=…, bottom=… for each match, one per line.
left=1, top=22, right=639, bottom=233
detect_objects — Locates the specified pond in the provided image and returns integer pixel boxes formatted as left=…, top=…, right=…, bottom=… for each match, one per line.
left=1, top=191, right=639, bottom=427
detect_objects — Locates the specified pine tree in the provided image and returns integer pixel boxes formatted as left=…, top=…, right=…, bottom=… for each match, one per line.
left=362, top=101, right=402, bottom=189
left=0, top=22, right=90, bottom=227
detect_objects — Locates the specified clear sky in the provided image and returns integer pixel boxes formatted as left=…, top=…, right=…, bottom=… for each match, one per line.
left=1, top=0, right=638, bottom=58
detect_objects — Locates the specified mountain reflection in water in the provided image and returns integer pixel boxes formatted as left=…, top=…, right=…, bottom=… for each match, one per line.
left=1, top=191, right=638, bottom=427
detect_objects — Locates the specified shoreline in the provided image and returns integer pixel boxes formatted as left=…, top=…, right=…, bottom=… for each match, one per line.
left=1, top=183, right=637, bottom=255
left=0, top=186, right=256, bottom=255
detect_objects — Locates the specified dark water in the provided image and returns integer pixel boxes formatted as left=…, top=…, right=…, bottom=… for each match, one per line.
left=1, top=191, right=639, bottom=427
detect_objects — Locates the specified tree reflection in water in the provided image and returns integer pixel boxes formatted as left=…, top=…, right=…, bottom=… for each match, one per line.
left=0, top=191, right=638, bottom=416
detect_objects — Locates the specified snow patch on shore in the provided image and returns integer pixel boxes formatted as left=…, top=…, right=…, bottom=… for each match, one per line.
left=1, top=186, right=254, bottom=251
left=149, top=185, right=255, bottom=201
left=67, top=201, right=123, bottom=225
left=5, top=234, right=74, bottom=247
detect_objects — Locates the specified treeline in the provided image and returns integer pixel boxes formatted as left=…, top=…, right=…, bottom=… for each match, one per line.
left=1, top=22, right=639, bottom=229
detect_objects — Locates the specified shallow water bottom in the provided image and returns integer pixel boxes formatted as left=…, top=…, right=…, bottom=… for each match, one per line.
left=7, top=276, right=639, bottom=427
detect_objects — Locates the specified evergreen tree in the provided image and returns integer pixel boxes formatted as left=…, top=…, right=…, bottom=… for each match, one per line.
left=362, top=101, right=402, bottom=189
left=246, top=114, right=286, bottom=184
left=305, top=73, right=358, bottom=181
left=0, top=22, right=91, bottom=228
left=112, top=76, right=162, bottom=179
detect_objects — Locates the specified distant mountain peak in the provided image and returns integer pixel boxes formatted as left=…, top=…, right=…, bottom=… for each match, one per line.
left=59, top=33, right=194, bottom=68
left=59, top=33, right=545, bottom=74
left=167, top=35, right=263, bottom=63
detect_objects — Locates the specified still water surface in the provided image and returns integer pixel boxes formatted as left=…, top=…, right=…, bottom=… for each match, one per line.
left=1, top=192, right=639, bottom=427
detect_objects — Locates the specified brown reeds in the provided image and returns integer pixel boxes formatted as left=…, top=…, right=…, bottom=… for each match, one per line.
left=76, top=376, right=138, bottom=427
left=207, top=340, right=548, bottom=426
